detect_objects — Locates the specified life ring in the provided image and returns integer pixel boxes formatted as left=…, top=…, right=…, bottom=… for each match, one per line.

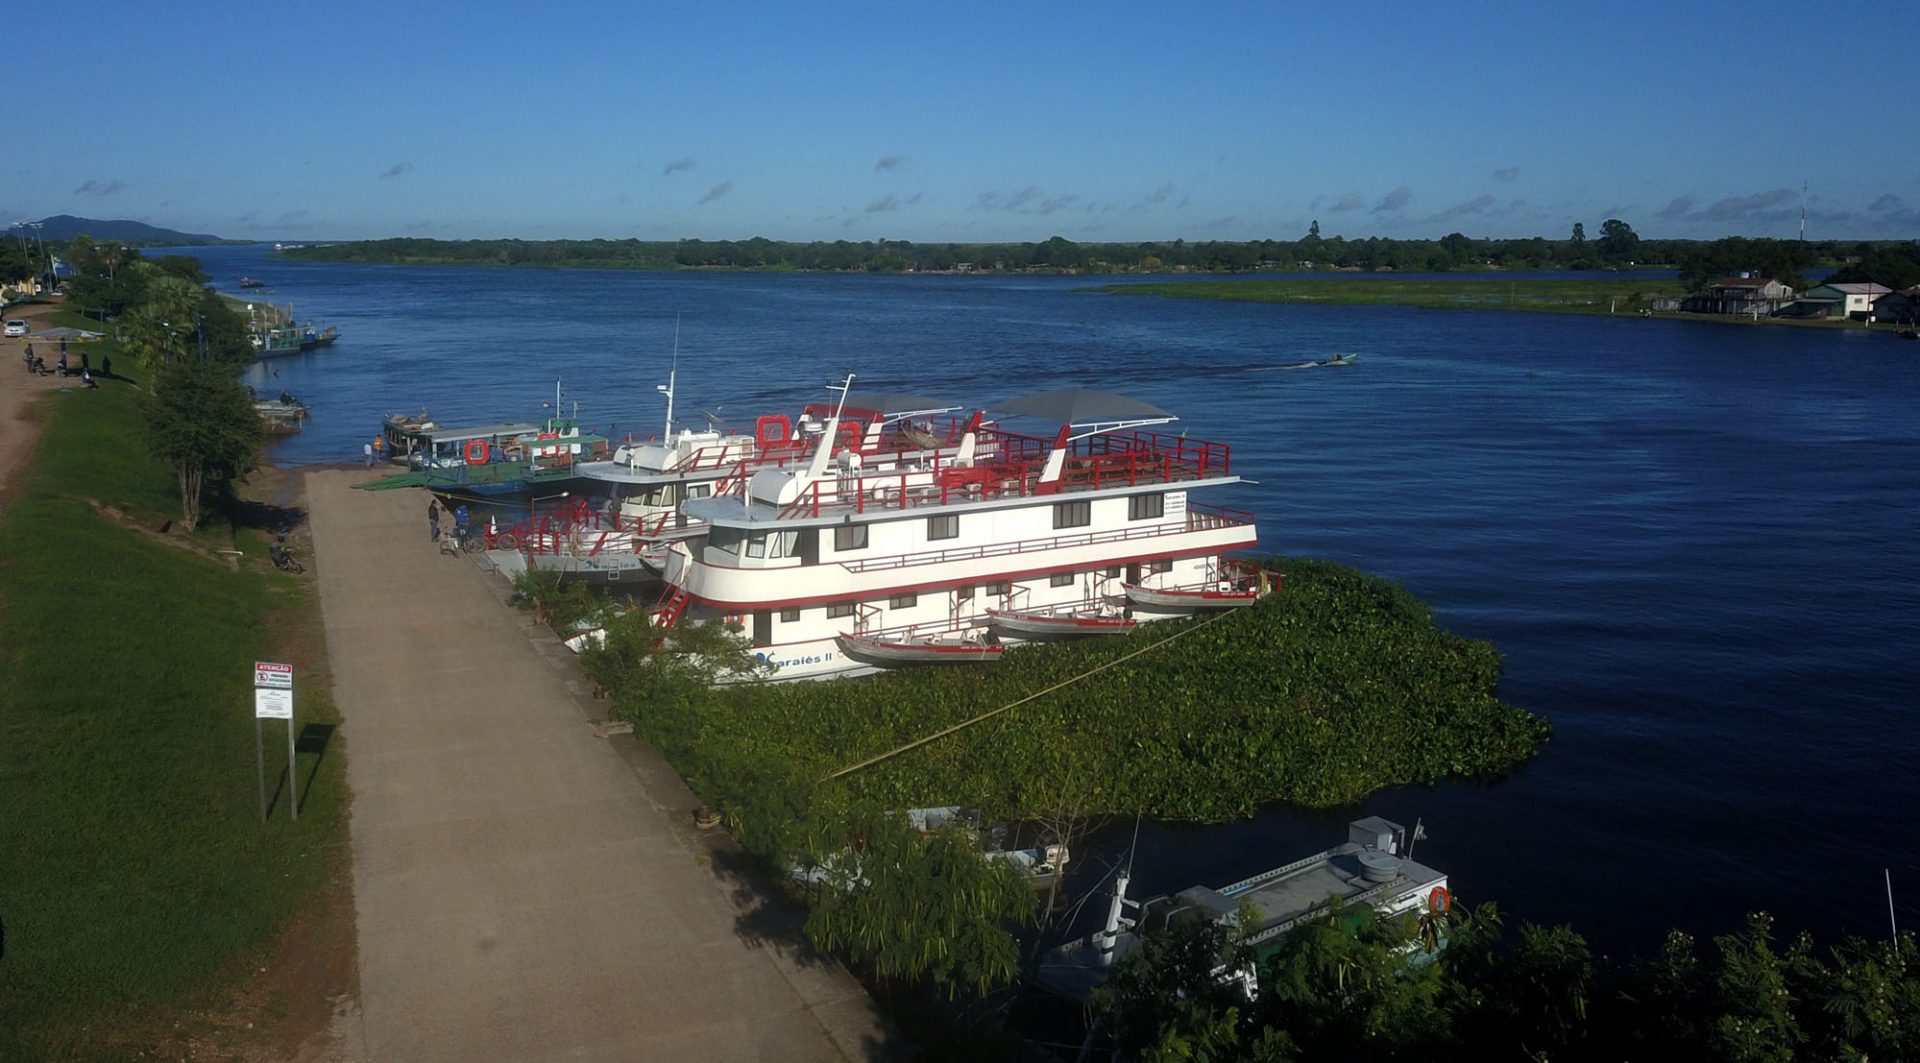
left=754, top=414, right=790, bottom=447
left=464, top=439, right=489, bottom=464
left=1427, top=886, right=1451, bottom=914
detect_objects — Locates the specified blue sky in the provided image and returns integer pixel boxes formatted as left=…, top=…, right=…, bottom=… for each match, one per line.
left=9, top=1, right=1918, bottom=243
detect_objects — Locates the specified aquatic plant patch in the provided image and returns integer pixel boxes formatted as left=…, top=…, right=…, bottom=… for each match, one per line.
left=616, top=558, right=1548, bottom=833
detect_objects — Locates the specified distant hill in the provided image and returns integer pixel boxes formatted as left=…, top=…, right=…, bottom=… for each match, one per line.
left=30, top=215, right=241, bottom=246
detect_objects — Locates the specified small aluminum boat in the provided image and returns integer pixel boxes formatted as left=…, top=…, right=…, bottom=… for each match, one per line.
left=835, top=630, right=1004, bottom=664
left=987, top=604, right=1137, bottom=638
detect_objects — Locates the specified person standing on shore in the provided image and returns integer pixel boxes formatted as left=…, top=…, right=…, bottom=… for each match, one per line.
left=428, top=499, right=441, bottom=541
left=364, top=441, right=375, bottom=468
left=101, top=353, right=112, bottom=378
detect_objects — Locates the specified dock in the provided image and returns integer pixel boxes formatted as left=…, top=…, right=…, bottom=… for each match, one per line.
left=306, top=470, right=885, bottom=1060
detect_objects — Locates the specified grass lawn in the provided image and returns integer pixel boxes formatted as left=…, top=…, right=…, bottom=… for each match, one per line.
left=0, top=378, right=345, bottom=1058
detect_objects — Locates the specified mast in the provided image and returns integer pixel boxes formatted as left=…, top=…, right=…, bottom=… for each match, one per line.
left=806, top=372, right=855, bottom=479
left=1799, top=179, right=1808, bottom=243
left=658, top=316, right=680, bottom=438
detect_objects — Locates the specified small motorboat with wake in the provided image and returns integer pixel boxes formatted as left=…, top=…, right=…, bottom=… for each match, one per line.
left=1269, top=352, right=1360, bottom=370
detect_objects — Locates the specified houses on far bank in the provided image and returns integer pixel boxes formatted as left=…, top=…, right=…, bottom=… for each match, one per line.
left=1678, top=273, right=1915, bottom=324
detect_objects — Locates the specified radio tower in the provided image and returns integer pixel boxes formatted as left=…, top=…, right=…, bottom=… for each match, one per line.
left=1799, top=180, right=1808, bottom=242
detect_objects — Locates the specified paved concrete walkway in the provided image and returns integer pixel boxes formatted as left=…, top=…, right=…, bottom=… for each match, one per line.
left=307, top=471, right=885, bottom=1061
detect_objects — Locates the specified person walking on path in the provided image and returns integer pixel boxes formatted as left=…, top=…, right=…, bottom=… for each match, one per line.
left=79, top=351, right=89, bottom=373
left=428, top=499, right=441, bottom=541
left=364, top=441, right=375, bottom=468
left=101, top=353, right=112, bottom=378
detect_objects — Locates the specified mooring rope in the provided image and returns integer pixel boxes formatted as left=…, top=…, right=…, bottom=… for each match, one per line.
left=823, top=606, right=1241, bottom=781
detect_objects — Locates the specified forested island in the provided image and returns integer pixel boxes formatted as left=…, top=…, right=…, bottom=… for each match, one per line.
left=279, top=224, right=1920, bottom=291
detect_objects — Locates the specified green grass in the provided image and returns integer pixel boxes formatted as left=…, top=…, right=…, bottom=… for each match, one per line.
left=0, top=381, right=344, bottom=1059
left=1091, top=278, right=1687, bottom=315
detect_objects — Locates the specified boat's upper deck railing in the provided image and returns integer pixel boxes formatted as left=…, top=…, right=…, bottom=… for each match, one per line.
left=765, top=424, right=1232, bottom=520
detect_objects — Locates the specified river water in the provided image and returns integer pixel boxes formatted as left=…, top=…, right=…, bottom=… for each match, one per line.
left=181, top=244, right=1920, bottom=954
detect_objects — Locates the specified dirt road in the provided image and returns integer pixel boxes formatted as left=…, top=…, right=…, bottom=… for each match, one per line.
left=306, top=471, right=886, bottom=1061
left=0, top=302, right=86, bottom=507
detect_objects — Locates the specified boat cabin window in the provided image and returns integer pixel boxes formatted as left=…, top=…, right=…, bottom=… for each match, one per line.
left=779, top=607, right=801, bottom=623
left=1129, top=493, right=1165, bottom=521
left=636, top=484, right=678, bottom=507
left=927, top=514, right=959, bottom=541
left=1053, top=500, right=1091, bottom=529
left=834, top=524, right=869, bottom=551
left=826, top=601, right=857, bottom=618
left=1050, top=571, right=1075, bottom=587
left=746, top=530, right=801, bottom=559
left=987, top=581, right=1011, bottom=597
left=688, top=484, right=712, bottom=500
left=1148, top=559, right=1172, bottom=574
left=890, top=592, right=918, bottom=609
left=1106, top=565, right=1123, bottom=578
left=710, top=526, right=747, bottom=555
left=955, top=584, right=975, bottom=601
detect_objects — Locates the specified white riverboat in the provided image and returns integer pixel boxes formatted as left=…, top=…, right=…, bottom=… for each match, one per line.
left=532, top=365, right=978, bottom=586
left=653, top=376, right=1263, bottom=681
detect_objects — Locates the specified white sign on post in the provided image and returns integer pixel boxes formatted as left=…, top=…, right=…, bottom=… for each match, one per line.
left=251, top=660, right=299, bottom=821
left=255, top=661, right=294, bottom=689
left=254, top=687, right=294, bottom=719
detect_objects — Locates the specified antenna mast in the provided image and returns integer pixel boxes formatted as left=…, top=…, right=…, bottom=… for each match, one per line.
left=657, top=315, right=680, bottom=439
left=1799, top=180, right=1808, bottom=242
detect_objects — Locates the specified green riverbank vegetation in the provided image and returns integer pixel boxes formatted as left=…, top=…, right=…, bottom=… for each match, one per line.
left=545, top=559, right=1547, bottom=998
left=1093, top=277, right=1688, bottom=316
left=1092, top=903, right=1918, bottom=1060
left=0, top=378, right=345, bottom=1059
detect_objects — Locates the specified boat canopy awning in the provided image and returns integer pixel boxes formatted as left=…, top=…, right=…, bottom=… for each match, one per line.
left=832, top=391, right=961, bottom=423
left=993, top=387, right=1176, bottom=439
left=420, top=422, right=541, bottom=444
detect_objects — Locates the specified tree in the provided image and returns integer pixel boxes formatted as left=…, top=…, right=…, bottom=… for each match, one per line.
left=144, top=362, right=263, bottom=530
left=1677, top=237, right=1811, bottom=291
left=1571, top=222, right=1587, bottom=244
left=802, top=808, right=1037, bottom=996
left=1597, top=219, right=1641, bottom=264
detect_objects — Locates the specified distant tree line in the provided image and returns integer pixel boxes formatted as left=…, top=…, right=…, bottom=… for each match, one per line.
left=282, top=224, right=1920, bottom=291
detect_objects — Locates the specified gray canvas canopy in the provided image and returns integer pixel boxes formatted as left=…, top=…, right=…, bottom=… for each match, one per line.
left=993, top=388, right=1175, bottom=426
left=839, top=391, right=959, bottom=416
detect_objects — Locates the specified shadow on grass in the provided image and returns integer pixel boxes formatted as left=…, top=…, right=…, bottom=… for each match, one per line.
left=228, top=495, right=305, bottom=535
left=296, top=723, right=335, bottom=813
left=261, top=722, right=333, bottom=819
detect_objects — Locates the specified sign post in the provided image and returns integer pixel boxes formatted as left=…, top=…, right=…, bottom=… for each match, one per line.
left=253, top=662, right=296, bottom=821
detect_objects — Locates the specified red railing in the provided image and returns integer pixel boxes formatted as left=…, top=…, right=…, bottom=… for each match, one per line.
left=771, top=432, right=1234, bottom=521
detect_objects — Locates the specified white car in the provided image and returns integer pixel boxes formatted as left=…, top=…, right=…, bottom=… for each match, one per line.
left=3, top=320, right=28, bottom=338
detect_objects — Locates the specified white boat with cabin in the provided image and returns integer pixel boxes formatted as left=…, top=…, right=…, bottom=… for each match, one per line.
left=653, top=376, right=1263, bottom=681
left=1034, top=816, right=1449, bottom=1002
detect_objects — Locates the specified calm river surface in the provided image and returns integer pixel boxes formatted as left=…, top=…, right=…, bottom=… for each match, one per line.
left=183, top=244, right=1920, bottom=953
